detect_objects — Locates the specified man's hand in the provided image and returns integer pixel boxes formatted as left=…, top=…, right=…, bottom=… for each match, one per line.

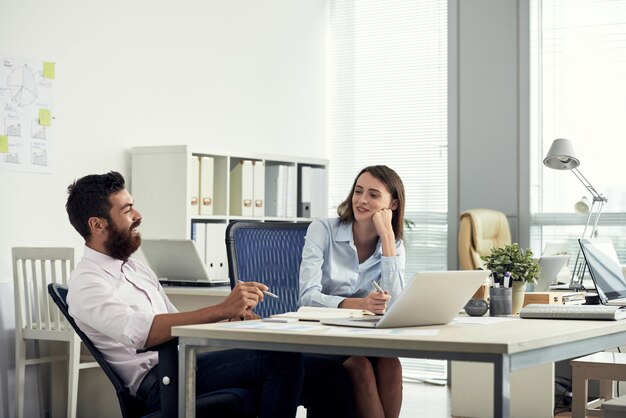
left=229, top=309, right=261, bottom=322
left=220, top=281, right=267, bottom=319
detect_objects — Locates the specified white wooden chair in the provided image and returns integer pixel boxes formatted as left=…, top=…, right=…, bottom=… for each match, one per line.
left=13, top=247, right=99, bottom=418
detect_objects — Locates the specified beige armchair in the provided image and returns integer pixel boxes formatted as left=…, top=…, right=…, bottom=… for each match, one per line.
left=458, top=209, right=511, bottom=300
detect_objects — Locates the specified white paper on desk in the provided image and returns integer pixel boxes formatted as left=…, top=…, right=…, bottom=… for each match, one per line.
left=452, top=316, right=518, bottom=325
left=217, top=321, right=324, bottom=332
left=323, top=327, right=440, bottom=336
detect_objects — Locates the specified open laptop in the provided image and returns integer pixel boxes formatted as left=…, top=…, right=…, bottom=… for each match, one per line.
left=141, top=239, right=229, bottom=287
left=534, top=255, right=570, bottom=291
left=321, top=270, right=491, bottom=328
left=578, top=238, right=626, bottom=306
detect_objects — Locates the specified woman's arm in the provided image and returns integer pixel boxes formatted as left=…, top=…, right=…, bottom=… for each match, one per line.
left=299, top=220, right=346, bottom=308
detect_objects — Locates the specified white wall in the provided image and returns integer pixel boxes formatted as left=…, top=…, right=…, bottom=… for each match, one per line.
left=0, top=0, right=328, bottom=283
left=0, top=1, right=327, bottom=416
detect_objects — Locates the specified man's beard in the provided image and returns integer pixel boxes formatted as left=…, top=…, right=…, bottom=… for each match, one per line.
left=104, top=219, right=141, bottom=261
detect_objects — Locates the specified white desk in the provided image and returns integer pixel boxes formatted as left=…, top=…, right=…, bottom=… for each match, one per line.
left=172, top=317, right=626, bottom=418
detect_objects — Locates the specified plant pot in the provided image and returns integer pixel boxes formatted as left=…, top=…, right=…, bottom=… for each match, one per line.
left=512, top=281, right=526, bottom=315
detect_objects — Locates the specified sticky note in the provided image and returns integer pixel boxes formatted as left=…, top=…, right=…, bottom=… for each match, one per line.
left=0, top=135, right=8, bottom=153
left=39, top=109, right=51, bottom=126
left=43, top=62, right=56, bottom=79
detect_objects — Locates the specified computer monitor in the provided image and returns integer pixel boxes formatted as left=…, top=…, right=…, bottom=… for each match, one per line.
left=578, top=238, right=626, bottom=304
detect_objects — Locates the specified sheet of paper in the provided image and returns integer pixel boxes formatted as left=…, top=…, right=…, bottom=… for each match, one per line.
left=217, top=321, right=324, bottom=332
left=452, top=316, right=518, bottom=325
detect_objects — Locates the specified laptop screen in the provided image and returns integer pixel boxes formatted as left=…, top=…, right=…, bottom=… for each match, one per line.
left=578, top=238, right=626, bottom=302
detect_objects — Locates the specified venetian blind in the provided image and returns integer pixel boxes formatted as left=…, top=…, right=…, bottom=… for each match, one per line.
left=328, top=0, right=449, bottom=277
left=328, top=0, right=449, bottom=382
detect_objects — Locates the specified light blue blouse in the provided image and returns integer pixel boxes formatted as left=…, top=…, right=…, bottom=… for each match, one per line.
left=299, top=218, right=405, bottom=308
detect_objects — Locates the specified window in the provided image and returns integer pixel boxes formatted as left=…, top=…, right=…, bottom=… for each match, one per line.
left=328, top=0, right=448, bottom=383
left=530, top=0, right=626, bottom=263
left=329, top=0, right=449, bottom=278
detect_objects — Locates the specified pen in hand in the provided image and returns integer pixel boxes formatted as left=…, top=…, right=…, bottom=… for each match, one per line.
left=237, top=280, right=279, bottom=299
left=372, top=280, right=385, bottom=294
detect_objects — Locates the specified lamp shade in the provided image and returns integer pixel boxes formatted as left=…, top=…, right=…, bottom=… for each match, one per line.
left=543, top=138, right=580, bottom=170
left=574, top=196, right=590, bottom=214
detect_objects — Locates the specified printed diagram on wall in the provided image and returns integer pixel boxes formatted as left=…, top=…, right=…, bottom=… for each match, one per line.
left=0, top=55, right=54, bottom=173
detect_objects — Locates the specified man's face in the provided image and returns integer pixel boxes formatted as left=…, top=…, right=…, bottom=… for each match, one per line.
left=103, top=189, right=142, bottom=261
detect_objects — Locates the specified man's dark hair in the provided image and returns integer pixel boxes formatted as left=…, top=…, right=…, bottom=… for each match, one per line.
left=66, top=171, right=126, bottom=240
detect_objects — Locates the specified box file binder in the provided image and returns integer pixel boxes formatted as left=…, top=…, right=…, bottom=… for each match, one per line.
left=252, top=161, right=265, bottom=217
left=230, top=160, right=254, bottom=216
left=299, top=166, right=312, bottom=217
left=190, top=156, right=200, bottom=215
left=205, top=223, right=229, bottom=282
left=310, top=167, right=327, bottom=218
left=286, top=165, right=297, bottom=218
left=191, top=222, right=207, bottom=264
left=199, top=156, right=214, bottom=216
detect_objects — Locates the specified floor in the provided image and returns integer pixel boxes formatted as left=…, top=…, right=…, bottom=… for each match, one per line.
left=296, top=379, right=575, bottom=418
left=296, top=379, right=451, bottom=417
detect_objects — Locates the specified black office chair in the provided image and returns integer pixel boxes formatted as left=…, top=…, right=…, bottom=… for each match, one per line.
left=47, top=283, right=258, bottom=418
left=226, top=221, right=311, bottom=317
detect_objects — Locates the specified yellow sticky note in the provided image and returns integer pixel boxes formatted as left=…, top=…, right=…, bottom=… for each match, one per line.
left=39, top=109, right=51, bottom=126
left=43, top=61, right=56, bottom=79
left=0, top=135, right=8, bottom=153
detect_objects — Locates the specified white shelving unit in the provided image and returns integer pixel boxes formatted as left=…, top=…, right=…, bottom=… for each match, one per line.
left=131, top=144, right=328, bottom=237
left=130, top=145, right=327, bottom=280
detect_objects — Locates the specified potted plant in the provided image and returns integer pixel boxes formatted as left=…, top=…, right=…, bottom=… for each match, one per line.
left=481, top=243, right=541, bottom=315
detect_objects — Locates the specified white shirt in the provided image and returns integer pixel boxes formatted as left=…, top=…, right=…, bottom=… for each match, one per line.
left=67, top=246, right=178, bottom=395
left=299, top=218, right=405, bottom=308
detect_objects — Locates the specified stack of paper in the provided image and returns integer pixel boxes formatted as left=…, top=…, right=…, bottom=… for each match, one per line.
left=271, top=306, right=375, bottom=322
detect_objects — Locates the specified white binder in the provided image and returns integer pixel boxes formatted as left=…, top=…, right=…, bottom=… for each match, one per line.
left=230, top=160, right=254, bottom=216
left=205, top=223, right=229, bottom=282
left=299, top=166, right=312, bottom=217
left=286, top=165, right=297, bottom=218
left=266, top=164, right=289, bottom=217
left=310, top=167, right=327, bottom=218
left=191, top=222, right=207, bottom=265
left=200, top=156, right=214, bottom=216
left=189, top=156, right=200, bottom=215
left=252, top=160, right=265, bottom=217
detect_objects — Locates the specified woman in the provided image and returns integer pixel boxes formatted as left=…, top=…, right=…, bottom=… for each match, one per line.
left=299, top=165, right=405, bottom=418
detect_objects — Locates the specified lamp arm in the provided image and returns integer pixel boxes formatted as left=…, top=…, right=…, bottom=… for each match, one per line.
left=571, top=168, right=608, bottom=203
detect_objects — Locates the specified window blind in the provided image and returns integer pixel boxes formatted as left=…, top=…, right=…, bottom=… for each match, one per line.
left=329, top=0, right=448, bottom=381
left=530, top=0, right=626, bottom=261
left=329, top=0, right=448, bottom=276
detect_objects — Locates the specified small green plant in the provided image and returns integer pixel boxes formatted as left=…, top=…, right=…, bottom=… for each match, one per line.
left=481, top=243, right=541, bottom=284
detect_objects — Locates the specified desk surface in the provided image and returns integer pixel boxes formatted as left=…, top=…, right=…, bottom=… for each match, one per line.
left=173, top=316, right=626, bottom=418
left=173, top=316, right=626, bottom=360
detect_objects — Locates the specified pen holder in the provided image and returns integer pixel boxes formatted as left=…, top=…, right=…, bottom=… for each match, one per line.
left=489, top=287, right=512, bottom=317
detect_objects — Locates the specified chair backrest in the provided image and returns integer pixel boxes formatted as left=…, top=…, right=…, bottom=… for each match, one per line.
left=226, top=221, right=310, bottom=318
left=458, top=209, right=512, bottom=270
left=47, top=283, right=151, bottom=418
left=13, top=247, right=75, bottom=336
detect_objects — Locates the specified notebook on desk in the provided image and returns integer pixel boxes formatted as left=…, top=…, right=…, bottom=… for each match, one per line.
left=320, top=270, right=491, bottom=329
left=578, top=238, right=626, bottom=306
left=141, top=239, right=229, bottom=287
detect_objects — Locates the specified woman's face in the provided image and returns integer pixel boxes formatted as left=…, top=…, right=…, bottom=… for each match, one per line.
left=351, top=171, right=394, bottom=222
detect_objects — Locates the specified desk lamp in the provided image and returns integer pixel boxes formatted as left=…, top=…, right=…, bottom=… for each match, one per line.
left=543, top=138, right=608, bottom=290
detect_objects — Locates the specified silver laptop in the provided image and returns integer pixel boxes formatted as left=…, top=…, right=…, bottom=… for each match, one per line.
left=534, top=255, right=570, bottom=291
left=321, top=270, right=491, bottom=328
left=140, top=239, right=229, bottom=286
left=578, top=238, right=626, bottom=306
